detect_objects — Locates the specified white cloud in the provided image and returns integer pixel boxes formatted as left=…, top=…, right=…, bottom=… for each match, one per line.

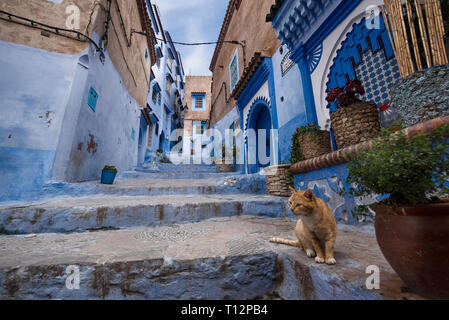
left=151, top=0, right=228, bottom=75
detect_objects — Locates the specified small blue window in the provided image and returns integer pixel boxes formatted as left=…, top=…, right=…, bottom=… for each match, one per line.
left=145, top=48, right=149, bottom=62
left=88, top=87, right=98, bottom=112
left=229, top=49, right=239, bottom=92
left=192, top=93, right=206, bottom=111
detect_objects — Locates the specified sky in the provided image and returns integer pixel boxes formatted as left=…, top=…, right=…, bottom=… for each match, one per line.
left=151, top=0, right=229, bottom=76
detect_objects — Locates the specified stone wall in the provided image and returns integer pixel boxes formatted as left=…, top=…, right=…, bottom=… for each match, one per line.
left=390, top=65, right=449, bottom=127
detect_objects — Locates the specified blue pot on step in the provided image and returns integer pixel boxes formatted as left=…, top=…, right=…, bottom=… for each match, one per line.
left=101, top=166, right=117, bottom=184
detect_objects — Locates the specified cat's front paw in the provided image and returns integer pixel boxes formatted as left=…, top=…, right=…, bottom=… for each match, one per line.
left=306, top=249, right=316, bottom=258
left=315, top=256, right=325, bottom=264
left=326, top=258, right=337, bottom=265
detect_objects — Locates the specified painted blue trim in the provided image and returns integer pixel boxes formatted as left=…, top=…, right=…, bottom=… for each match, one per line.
left=229, top=48, right=239, bottom=93
left=293, top=46, right=318, bottom=125
left=237, top=59, right=270, bottom=110
left=145, top=0, right=159, bottom=34
left=308, top=43, right=323, bottom=73
left=290, top=0, right=363, bottom=61
left=192, top=93, right=206, bottom=111
left=236, top=58, right=281, bottom=173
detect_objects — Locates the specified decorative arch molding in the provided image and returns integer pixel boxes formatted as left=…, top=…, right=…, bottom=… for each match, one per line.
left=244, top=96, right=272, bottom=135
left=308, top=43, right=323, bottom=74
left=321, top=13, right=399, bottom=113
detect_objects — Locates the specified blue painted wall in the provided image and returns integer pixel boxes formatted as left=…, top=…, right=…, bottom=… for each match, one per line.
left=294, top=163, right=378, bottom=224
left=0, top=35, right=146, bottom=201
left=0, top=40, right=77, bottom=202
left=271, top=45, right=308, bottom=163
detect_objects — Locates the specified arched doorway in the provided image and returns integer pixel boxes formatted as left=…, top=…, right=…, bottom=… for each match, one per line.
left=246, top=102, right=273, bottom=174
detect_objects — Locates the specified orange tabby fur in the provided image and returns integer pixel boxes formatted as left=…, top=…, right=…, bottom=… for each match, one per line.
left=270, top=187, right=338, bottom=265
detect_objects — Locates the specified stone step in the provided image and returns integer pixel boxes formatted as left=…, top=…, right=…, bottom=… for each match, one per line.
left=137, top=163, right=219, bottom=173
left=0, top=194, right=289, bottom=235
left=120, top=170, right=241, bottom=180
left=0, top=216, right=422, bottom=300
left=36, top=175, right=266, bottom=202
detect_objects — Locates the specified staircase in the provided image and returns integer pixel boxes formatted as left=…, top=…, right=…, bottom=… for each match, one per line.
left=0, top=163, right=422, bottom=300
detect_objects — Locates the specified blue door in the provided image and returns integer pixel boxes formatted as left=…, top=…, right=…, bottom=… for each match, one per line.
left=248, top=105, right=272, bottom=173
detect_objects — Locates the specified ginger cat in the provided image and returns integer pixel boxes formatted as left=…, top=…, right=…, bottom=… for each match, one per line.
left=270, top=187, right=338, bottom=265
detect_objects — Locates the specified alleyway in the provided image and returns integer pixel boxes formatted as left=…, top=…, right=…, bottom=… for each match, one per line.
left=0, top=164, right=422, bottom=300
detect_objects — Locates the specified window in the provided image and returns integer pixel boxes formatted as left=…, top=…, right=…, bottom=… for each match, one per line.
left=229, top=49, right=239, bottom=92
left=157, top=92, right=161, bottom=105
left=152, top=88, right=158, bottom=103
left=144, top=48, right=149, bottom=62
left=281, top=51, right=294, bottom=77
left=192, top=93, right=206, bottom=111
left=166, top=78, right=171, bottom=96
left=167, top=57, right=173, bottom=72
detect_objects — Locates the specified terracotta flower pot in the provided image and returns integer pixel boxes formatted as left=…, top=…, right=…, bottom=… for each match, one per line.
left=372, top=202, right=449, bottom=299
left=330, top=102, right=381, bottom=149
left=297, top=131, right=332, bottom=160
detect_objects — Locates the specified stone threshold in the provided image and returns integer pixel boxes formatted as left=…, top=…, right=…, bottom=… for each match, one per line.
left=290, top=116, right=449, bottom=174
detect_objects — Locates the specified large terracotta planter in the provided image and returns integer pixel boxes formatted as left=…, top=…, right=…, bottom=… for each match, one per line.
left=265, top=164, right=292, bottom=197
left=372, top=202, right=449, bottom=299
left=297, top=131, right=331, bottom=160
left=330, top=102, right=381, bottom=149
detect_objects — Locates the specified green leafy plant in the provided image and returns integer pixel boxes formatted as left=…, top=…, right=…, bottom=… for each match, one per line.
left=103, top=165, right=117, bottom=173
left=346, top=124, right=449, bottom=207
left=289, top=122, right=324, bottom=164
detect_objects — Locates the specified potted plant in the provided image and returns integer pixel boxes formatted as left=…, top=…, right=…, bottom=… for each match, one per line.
left=290, top=122, right=331, bottom=163
left=327, top=79, right=381, bottom=149
left=345, top=123, right=449, bottom=299
left=101, top=166, right=118, bottom=185
left=216, top=144, right=234, bottom=173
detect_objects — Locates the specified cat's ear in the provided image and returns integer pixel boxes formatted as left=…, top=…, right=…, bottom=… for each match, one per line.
left=289, top=186, right=296, bottom=194
left=304, top=189, right=315, bottom=201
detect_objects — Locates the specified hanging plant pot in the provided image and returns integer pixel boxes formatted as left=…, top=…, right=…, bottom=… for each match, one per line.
left=330, top=102, right=381, bottom=149
left=297, top=131, right=331, bottom=160
left=264, top=164, right=292, bottom=197
left=372, top=201, right=449, bottom=299
left=101, top=166, right=117, bottom=185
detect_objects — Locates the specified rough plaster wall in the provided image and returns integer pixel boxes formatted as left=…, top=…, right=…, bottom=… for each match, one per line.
left=0, top=0, right=153, bottom=107
left=210, top=0, right=280, bottom=125
left=64, top=47, right=140, bottom=182
left=184, top=76, right=212, bottom=137
left=95, top=0, right=152, bottom=107
left=0, top=40, right=78, bottom=201
left=311, top=0, right=384, bottom=128
left=0, top=0, right=93, bottom=54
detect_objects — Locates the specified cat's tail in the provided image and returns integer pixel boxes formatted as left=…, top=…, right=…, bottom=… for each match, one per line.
left=269, top=237, right=302, bottom=248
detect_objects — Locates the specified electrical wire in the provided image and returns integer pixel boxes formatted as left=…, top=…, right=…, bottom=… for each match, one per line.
left=0, top=9, right=101, bottom=51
